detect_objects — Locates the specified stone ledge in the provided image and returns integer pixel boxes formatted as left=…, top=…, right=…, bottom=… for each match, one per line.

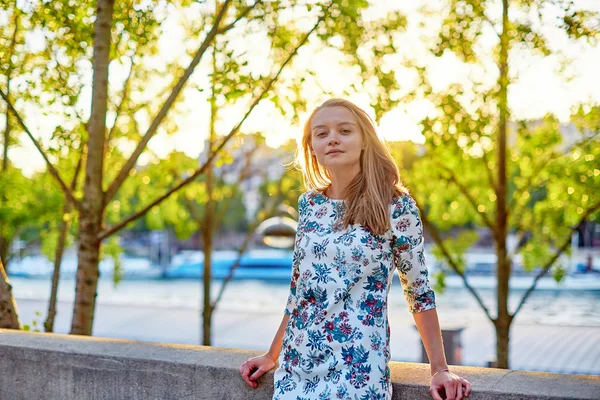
left=0, top=329, right=598, bottom=399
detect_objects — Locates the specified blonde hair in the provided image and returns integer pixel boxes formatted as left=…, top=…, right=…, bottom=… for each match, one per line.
left=297, top=98, right=409, bottom=235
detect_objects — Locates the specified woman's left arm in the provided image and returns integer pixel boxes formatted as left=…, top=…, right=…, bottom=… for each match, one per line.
left=391, top=194, right=472, bottom=399
left=413, top=308, right=472, bottom=400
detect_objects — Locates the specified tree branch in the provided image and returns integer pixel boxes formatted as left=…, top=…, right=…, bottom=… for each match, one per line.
left=213, top=145, right=258, bottom=228
left=103, top=0, right=234, bottom=204
left=0, top=89, right=82, bottom=211
left=480, top=149, right=499, bottom=194
left=105, top=51, right=137, bottom=156
left=211, top=168, right=286, bottom=311
left=435, top=161, right=498, bottom=237
left=216, top=2, right=260, bottom=34
left=512, top=199, right=600, bottom=318
left=184, top=196, right=204, bottom=224
left=210, top=219, right=257, bottom=310
left=97, top=17, right=322, bottom=241
left=506, top=227, right=526, bottom=267
left=416, top=197, right=495, bottom=322
left=2, top=8, right=19, bottom=170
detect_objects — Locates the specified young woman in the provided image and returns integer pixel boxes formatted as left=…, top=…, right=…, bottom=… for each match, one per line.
left=240, top=98, right=472, bottom=400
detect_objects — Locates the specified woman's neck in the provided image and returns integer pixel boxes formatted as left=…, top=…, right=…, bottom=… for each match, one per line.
left=326, top=166, right=360, bottom=200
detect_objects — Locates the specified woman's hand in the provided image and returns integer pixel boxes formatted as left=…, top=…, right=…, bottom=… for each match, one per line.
left=429, top=370, right=472, bottom=400
left=239, top=354, right=276, bottom=389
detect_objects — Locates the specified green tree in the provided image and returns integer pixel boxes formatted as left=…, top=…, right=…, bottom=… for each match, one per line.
left=401, top=0, right=600, bottom=369
left=0, top=0, right=51, bottom=271
left=2, top=0, right=412, bottom=336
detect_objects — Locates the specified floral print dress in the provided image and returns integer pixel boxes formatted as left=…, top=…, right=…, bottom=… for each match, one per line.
left=272, top=189, right=437, bottom=400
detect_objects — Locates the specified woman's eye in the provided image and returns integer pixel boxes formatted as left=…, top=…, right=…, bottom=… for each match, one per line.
left=317, top=132, right=327, bottom=137
left=341, top=129, right=351, bottom=134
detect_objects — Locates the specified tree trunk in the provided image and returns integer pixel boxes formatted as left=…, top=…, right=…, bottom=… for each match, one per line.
left=45, top=202, right=73, bottom=332
left=46, top=147, right=83, bottom=333
left=0, top=240, right=8, bottom=276
left=0, top=9, right=19, bottom=274
left=201, top=43, right=218, bottom=346
left=70, top=0, right=113, bottom=335
left=495, top=0, right=511, bottom=369
left=201, top=165, right=214, bottom=345
left=494, top=315, right=512, bottom=369
left=0, top=259, right=20, bottom=329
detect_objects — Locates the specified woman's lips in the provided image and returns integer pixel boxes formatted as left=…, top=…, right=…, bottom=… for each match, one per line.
left=326, top=150, right=343, bottom=155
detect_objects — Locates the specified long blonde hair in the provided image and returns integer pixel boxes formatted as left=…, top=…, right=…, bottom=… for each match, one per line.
left=298, top=98, right=409, bottom=235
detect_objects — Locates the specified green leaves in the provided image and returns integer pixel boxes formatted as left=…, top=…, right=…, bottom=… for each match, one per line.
left=22, top=311, right=42, bottom=332
left=431, top=230, right=479, bottom=275
left=101, top=236, right=123, bottom=286
left=398, top=1, right=599, bottom=308
left=434, top=0, right=487, bottom=63
left=562, top=6, right=599, bottom=42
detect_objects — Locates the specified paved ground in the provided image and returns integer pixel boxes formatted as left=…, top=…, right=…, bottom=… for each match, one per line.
left=15, top=297, right=600, bottom=376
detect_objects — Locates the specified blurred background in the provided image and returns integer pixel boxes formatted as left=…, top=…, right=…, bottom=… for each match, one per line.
left=1, top=0, right=599, bottom=377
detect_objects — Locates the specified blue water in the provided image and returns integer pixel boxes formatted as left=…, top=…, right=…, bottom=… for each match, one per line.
left=10, top=275, right=600, bottom=327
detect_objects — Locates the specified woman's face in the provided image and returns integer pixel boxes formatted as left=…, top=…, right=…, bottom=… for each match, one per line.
left=310, top=106, right=364, bottom=172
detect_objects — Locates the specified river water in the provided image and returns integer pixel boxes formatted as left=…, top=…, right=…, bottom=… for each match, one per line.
left=10, top=276, right=600, bottom=327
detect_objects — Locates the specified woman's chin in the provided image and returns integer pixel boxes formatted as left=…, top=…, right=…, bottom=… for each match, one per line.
left=323, top=160, right=360, bottom=171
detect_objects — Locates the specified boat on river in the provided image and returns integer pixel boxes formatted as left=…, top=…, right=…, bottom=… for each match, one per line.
left=8, top=249, right=600, bottom=290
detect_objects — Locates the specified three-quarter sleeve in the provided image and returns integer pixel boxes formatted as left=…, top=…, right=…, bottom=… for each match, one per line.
left=284, top=192, right=306, bottom=316
left=390, top=193, right=436, bottom=314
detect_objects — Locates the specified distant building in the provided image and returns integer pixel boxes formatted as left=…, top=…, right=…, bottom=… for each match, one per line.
left=198, top=134, right=290, bottom=221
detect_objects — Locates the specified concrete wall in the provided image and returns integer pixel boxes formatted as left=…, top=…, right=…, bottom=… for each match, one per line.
left=0, top=329, right=598, bottom=400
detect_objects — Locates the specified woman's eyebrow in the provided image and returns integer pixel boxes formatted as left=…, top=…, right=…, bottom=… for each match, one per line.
left=312, top=122, right=357, bottom=130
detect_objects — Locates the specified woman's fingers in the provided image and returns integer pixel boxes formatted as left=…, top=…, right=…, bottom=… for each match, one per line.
left=456, top=381, right=465, bottom=400
left=444, top=382, right=456, bottom=400
left=240, top=362, right=257, bottom=388
left=429, top=386, right=444, bottom=400
left=462, top=378, right=472, bottom=396
left=249, top=365, right=266, bottom=380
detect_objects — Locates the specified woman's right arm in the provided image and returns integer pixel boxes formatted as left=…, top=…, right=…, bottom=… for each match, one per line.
left=266, top=313, right=290, bottom=362
left=240, top=192, right=305, bottom=389
left=239, top=313, right=290, bottom=388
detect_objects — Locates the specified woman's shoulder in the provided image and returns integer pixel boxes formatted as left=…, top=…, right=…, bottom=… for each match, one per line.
left=390, top=189, right=412, bottom=205
left=390, top=190, right=416, bottom=218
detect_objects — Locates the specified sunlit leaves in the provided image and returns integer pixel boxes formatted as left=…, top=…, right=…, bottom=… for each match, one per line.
left=433, top=0, right=489, bottom=63
left=431, top=230, right=479, bottom=275
left=315, top=1, right=408, bottom=121
left=562, top=5, right=600, bottom=42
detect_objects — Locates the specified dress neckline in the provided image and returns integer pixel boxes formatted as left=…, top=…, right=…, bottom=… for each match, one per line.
left=315, top=189, right=345, bottom=202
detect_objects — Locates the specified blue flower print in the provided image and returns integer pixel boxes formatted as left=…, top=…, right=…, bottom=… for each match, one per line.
left=362, top=263, right=388, bottom=293
left=307, top=329, right=328, bottom=351
left=313, top=238, right=330, bottom=260
left=325, top=359, right=342, bottom=385
left=318, top=385, right=332, bottom=400
left=275, top=373, right=297, bottom=395
left=333, top=228, right=357, bottom=247
left=357, top=294, right=385, bottom=327
left=336, top=383, right=350, bottom=400
left=313, top=263, right=337, bottom=284
left=359, top=229, right=387, bottom=251
left=322, top=311, right=363, bottom=343
left=303, top=376, right=320, bottom=394
left=360, top=385, right=387, bottom=400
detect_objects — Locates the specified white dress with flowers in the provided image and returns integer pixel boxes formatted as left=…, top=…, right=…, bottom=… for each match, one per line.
left=272, top=189, right=437, bottom=400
